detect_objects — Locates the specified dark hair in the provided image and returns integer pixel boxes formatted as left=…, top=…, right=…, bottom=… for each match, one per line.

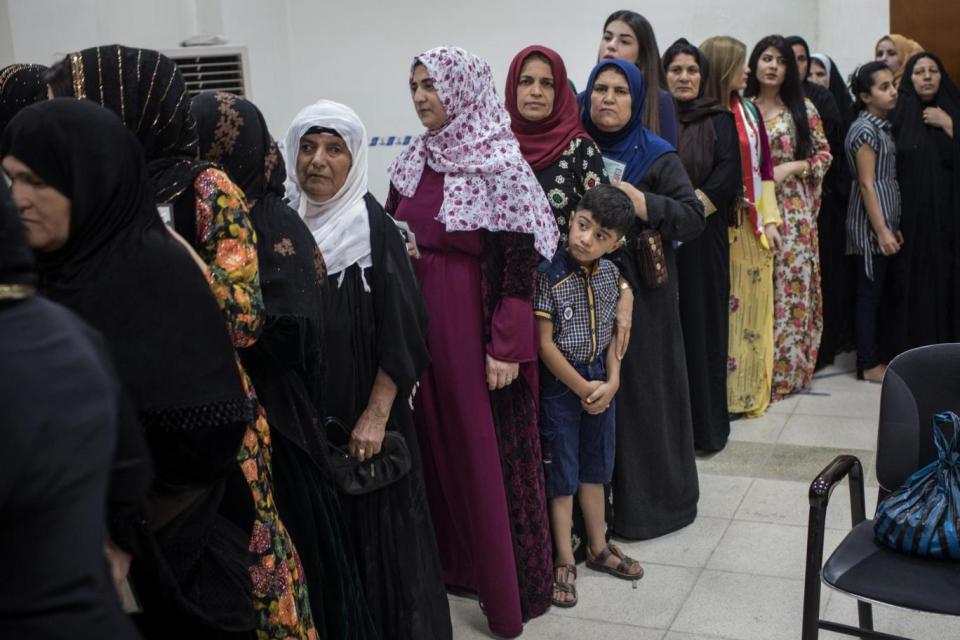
left=662, top=38, right=709, bottom=96
left=576, top=184, right=635, bottom=236
left=784, top=35, right=812, bottom=79
left=44, top=55, right=73, bottom=98
left=602, top=10, right=666, bottom=135
left=745, top=35, right=813, bottom=160
left=849, top=61, right=892, bottom=111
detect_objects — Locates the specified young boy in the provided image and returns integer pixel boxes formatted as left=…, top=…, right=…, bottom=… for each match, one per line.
left=533, top=184, right=641, bottom=608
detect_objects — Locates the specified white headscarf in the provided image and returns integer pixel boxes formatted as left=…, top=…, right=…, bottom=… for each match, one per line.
left=811, top=53, right=832, bottom=78
left=283, top=100, right=372, bottom=284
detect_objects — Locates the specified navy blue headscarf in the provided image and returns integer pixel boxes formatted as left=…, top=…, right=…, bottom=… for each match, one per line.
left=581, top=59, right=674, bottom=184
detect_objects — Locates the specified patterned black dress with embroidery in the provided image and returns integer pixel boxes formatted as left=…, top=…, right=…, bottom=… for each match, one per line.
left=534, top=137, right=608, bottom=247
left=532, top=135, right=608, bottom=564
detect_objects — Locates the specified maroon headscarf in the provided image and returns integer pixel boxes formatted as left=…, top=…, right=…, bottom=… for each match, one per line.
left=505, top=45, right=590, bottom=171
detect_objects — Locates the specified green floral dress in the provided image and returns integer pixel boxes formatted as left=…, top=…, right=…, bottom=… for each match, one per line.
left=193, top=167, right=317, bottom=640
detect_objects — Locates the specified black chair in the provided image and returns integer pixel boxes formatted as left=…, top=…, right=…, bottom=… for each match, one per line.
left=801, top=344, right=960, bottom=640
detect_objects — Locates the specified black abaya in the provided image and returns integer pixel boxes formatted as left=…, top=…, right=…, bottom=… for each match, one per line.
left=882, top=53, right=960, bottom=358
left=676, top=111, right=741, bottom=451
left=320, top=196, right=452, bottom=640
left=610, top=153, right=705, bottom=539
left=805, top=80, right=853, bottom=367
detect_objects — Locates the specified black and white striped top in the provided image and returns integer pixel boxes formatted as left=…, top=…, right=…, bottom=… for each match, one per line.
left=845, top=111, right=900, bottom=279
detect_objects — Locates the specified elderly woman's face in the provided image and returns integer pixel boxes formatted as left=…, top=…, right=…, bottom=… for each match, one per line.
left=296, top=132, right=352, bottom=203
left=666, top=53, right=701, bottom=102
left=590, top=68, right=632, bottom=132
left=809, top=60, right=830, bottom=88
left=2, top=155, right=71, bottom=252
left=410, top=64, right=448, bottom=130
left=912, top=56, right=942, bottom=102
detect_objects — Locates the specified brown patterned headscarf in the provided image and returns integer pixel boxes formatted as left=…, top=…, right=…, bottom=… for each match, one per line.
left=190, top=91, right=284, bottom=204
left=51, top=45, right=210, bottom=202
left=0, top=64, right=47, bottom=133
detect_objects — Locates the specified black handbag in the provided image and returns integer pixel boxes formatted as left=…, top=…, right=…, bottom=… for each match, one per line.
left=324, top=417, right=412, bottom=495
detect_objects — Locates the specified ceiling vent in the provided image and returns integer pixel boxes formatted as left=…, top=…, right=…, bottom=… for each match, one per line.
left=162, top=45, right=251, bottom=99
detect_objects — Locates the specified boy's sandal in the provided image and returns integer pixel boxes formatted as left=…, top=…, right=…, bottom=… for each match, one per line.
left=552, top=564, right=578, bottom=608
left=586, top=544, right=644, bottom=580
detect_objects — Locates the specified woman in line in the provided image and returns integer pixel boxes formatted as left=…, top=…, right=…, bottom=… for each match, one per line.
left=505, top=44, right=614, bottom=571
left=785, top=35, right=851, bottom=368
left=388, top=46, right=557, bottom=637
left=582, top=58, right=704, bottom=539
left=810, top=52, right=859, bottom=358
left=662, top=38, right=741, bottom=451
left=746, top=36, right=832, bottom=400
left=594, top=10, right=679, bottom=145
left=0, top=63, right=47, bottom=132
left=46, top=46, right=317, bottom=638
left=875, top=34, right=924, bottom=88
left=2, top=98, right=312, bottom=638
left=844, top=62, right=901, bottom=382
left=0, top=173, right=148, bottom=640
left=191, top=91, right=376, bottom=640
left=700, top=35, right=782, bottom=418
left=285, top=99, right=452, bottom=640
left=809, top=54, right=855, bottom=128
left=882, top=52, right=960, bottom=358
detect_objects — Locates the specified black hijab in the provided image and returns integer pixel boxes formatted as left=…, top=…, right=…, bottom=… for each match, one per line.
left=58, top=45, right=213, bottom=203
left=191, top=89, right=325, bottom=309
left=0, top=64, right=47, bottom=133
left=0, top=178, right=35, bottom=293
left=890, top=51, right=960, bottom=144
left=886, top=52, right=960, bottom=350
left=823, top=56, right=854, bottom=129
left=0, top=98, right=245, bottom=420
left=191, top=90, right=327, bottom=452
left=662, top=39, right=729, bottom=185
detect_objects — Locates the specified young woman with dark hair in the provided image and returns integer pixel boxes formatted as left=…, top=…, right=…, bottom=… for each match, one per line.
left=595, top=10, right=679, bottom=145
left=746, top=35, right=832, bottom=401
left=844, top=62, right=900, bottom=383
left=786, top=35, right=855, bottom=367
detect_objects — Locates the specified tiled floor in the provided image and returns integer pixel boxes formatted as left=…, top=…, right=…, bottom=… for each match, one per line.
left=448, top=352, right=960, bottom=639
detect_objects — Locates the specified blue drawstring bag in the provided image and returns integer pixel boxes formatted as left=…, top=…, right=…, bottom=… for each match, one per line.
left=874, top=411, right=960, bottom=560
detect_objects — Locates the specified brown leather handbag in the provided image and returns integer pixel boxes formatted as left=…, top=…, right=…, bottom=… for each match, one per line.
left=634, top=229, right=668, bottom=288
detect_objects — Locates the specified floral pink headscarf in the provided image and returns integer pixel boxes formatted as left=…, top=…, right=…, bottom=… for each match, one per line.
left=388, top=46, right=559, bottom=259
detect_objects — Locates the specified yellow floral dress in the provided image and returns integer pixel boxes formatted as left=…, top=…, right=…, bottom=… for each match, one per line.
left=193, top=167, right=316, bottom=640
left=760, top=100, right=831, bottom=400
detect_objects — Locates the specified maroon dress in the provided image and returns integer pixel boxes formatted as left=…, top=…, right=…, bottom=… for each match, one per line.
left=389, top=167, right=552, bottom=637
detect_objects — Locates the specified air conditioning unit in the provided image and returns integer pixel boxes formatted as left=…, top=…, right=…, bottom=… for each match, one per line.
left=162, top=45, right=251, bottom=99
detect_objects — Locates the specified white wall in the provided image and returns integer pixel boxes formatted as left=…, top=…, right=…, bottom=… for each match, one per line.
left=1, top=0, right=888, bottom=200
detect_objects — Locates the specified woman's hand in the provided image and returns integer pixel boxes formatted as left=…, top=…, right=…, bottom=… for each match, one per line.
left=105, top=538, right=132, bottom=597
left=613, top=287, right=633, bottom=360
left=773, top=161, right=806, bottom=185
left=877, top=227, right=902, bottom=256
left=613, top=180, right=648, bottom=220
left=763, top=222, right=783, bottom=251
left=350, top=405, right=388, bottom=461
left=923, top=106, right=953, bottom=136
left=166, top=226, right=210, bottom=276
left=485, top=354, right=519, bottom=390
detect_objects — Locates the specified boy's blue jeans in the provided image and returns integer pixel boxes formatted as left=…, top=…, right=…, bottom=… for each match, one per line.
left=539, top=357, right=616, bottom=499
